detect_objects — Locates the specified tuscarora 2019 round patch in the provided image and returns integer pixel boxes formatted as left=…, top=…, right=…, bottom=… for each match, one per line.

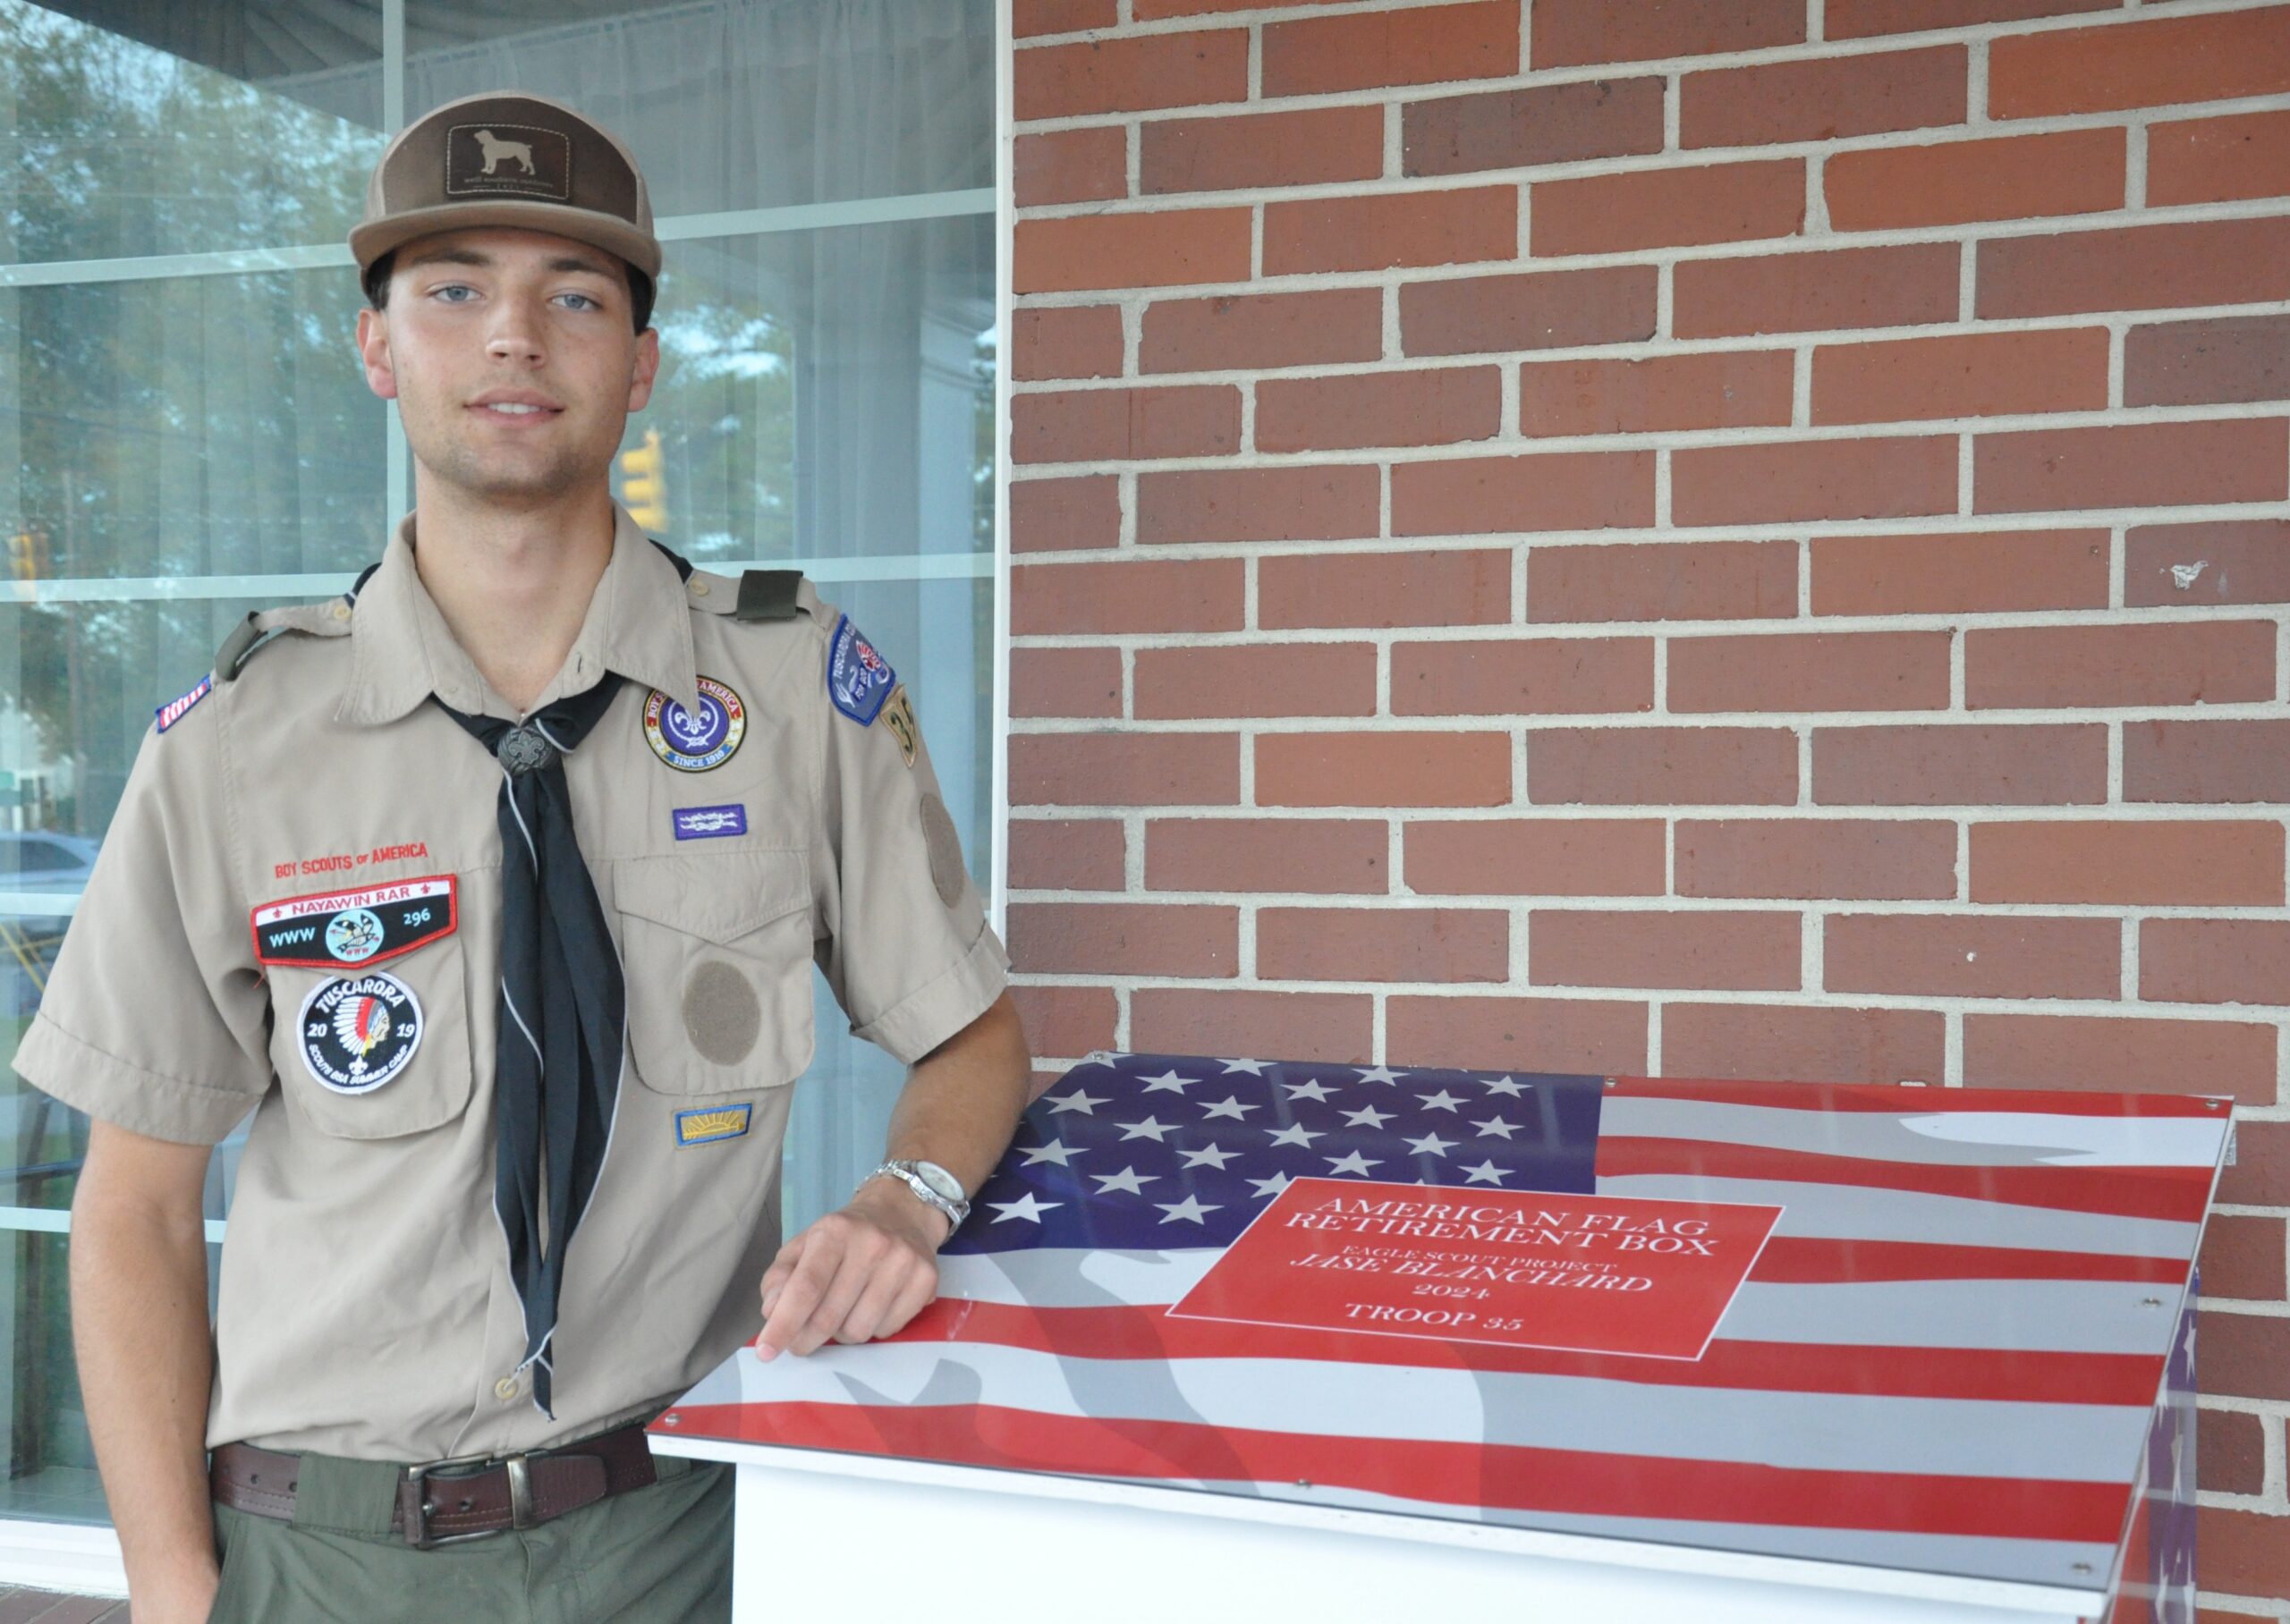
left=643, top=675, right=747, bottom=772
left=297, top=972, right=423, bottom=1095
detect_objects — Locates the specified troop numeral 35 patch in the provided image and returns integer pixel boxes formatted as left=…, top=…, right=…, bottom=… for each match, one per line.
left=298, top=972, right=423, bottom=1095
left=880, top=685, right=918, bottom=768
left=644, top=675, right=747, bottom=772
left=252, top=876, right=457, bottom=969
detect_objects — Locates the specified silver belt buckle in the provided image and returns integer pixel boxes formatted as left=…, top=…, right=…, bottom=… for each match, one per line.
left=505, top=1451, right=538, bottom=1530
left=403, top=1451, right=534, bottom=1549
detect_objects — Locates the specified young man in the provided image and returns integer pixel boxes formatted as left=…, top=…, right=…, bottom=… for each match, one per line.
left=11, top=91, right=1029, bottom=1621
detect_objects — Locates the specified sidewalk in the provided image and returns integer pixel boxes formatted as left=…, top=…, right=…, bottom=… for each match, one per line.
left=0, top=1589, right=123, bottom=1622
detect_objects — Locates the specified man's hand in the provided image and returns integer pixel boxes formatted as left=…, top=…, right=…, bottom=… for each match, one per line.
left=755, top=1178, right=948, bottom=1358
left=128, top=1568, right=220, bottom=1624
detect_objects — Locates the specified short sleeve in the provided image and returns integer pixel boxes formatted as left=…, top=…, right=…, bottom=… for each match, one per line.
left=809, top=619, right=1009, bottom=1065
left=9, top=698, right=274, bottom=1144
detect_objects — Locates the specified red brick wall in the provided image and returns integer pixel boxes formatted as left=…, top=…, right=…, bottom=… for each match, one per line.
left=1002, top=1, right=2290, bottom=1608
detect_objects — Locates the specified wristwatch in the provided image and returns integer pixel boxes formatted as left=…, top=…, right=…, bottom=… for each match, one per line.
left=862, top=1157, right=971, bottom=1238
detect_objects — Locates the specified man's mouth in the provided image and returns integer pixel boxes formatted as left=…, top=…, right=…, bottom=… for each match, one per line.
left=468, top=393, right=565, bottom=422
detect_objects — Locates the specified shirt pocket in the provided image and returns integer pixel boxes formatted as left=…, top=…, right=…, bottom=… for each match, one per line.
left=610, top=850, right=816, bottom=1098
left=263, top=936, right=476, bottom=1139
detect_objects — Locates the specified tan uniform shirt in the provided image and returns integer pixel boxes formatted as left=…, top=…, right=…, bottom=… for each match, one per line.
left=11, top=502, right=1009, bottom=1462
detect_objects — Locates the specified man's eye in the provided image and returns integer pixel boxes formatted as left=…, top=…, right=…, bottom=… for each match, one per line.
left=432, top=284, right=476, bottom=303
left=557, top=292, right=600, bottom=311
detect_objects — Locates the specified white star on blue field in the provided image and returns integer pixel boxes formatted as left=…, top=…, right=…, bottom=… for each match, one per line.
left=949, top=1054, right=1606, bottom=1255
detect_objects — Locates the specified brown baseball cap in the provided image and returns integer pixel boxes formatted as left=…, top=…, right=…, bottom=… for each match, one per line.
left=349, top=90, right=661, bottom=283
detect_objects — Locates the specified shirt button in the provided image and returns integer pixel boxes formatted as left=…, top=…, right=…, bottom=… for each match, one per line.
left=494, top=1374, right=521, bottom=1401
left=692, top=579, right=711, bottom=597
left=331, top=603, right=351, bottom=621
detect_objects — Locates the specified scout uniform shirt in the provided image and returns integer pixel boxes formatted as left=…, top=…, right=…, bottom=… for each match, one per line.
left=11, top=500, right=1010, bottom=1463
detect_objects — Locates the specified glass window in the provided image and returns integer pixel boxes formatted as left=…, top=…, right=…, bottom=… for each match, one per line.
left=0, top=0, right=996, bottom=1530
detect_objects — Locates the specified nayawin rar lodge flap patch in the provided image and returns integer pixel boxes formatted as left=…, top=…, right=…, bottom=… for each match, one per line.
left=297, top=972, right=423, bottom=1095
left=252, top=876, right=457, bottom=969
left=827, top=614, right=895, bottom=725
left=644, top=676, right=746, bottom=772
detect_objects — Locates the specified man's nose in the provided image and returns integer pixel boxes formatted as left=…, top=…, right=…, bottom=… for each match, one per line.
left=484, top=298, right=547, bottom=363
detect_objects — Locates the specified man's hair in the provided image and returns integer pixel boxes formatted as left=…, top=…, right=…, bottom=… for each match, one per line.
left=362, top=250, right=656, bottom=334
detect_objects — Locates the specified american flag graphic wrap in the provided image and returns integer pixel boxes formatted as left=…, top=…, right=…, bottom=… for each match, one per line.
left=658, top=1053, right=2225, bottom=1603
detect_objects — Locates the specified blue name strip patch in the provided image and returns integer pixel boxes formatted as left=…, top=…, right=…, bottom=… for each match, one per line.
left=675, top=1104, right=754, bottom=1146
left=673, top=803, right=748, bottom=841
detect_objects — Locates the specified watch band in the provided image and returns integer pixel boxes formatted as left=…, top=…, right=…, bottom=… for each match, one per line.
left=861, top=1159, right=969, bottom=1236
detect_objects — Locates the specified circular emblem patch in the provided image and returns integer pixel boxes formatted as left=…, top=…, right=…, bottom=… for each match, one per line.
left=324, top=908, right=386, bottom=964
left=643, top=676, right=746, bottom=772
left=297, top=972, right=423, bottom=1095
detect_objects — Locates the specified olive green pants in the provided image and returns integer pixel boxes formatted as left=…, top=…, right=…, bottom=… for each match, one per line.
left=208, top=1450, right=734, bottom=1623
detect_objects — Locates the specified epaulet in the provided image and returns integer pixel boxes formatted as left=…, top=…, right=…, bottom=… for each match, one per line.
left=687, top=567, right=819, bottom=623
left=215, top=596, right=354, bottom=683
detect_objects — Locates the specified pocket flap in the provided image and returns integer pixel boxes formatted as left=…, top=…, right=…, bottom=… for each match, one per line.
left=610, top=850, right=809, bottom=943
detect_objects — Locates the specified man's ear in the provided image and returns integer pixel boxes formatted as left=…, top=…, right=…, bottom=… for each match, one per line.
left=354, top=306, right=399, bottom=402
left=626, top=325, right=661, bottom=413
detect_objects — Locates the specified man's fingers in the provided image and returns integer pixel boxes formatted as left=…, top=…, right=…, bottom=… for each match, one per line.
left=757, top=1234, right=807, bottom=1318
left=755, top=1230, right=842, bottom=1358
left=886, top=1267, right=939, bottom=1335
left=789, top=1231, right=886, bottom=1355
left=830, top=1261, right=917, bottom=1347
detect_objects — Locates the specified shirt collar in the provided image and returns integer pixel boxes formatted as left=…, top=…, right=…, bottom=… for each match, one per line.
left=335, top=500, right=700, bottom=728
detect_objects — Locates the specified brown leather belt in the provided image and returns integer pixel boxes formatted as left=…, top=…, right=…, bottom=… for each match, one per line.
left=210, top=1419, right=659, bottom=1549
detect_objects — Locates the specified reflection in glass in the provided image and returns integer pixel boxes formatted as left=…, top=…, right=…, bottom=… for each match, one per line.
left=0, top=2, right=382, bottom=263
left=405, top=0, right=993, bottom=219
left=616, top=215, right=997, bottom=1226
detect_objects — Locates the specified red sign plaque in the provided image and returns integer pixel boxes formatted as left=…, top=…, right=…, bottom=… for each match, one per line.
left=1167, top=1178, right=1784, bottom=1361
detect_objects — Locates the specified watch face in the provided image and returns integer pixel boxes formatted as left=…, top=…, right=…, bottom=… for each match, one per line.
left=912, top=1161, right=964, bottom=1202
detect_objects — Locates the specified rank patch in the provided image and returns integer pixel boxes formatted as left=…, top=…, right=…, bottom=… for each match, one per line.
left=643, top=676, right=747, bottom=772
left=827, top=614, right=895, bottom=725
left=252, top=875, right=457, bottom=969
left=880, top=685, right=919, bottom=768
left=673, top=804, right=748, bottom=841
left=674, top=1103, right=754, bottom=1146
left=297, top=972, right=423, bottom=1095
left=156, top=674, right=212, bottom=733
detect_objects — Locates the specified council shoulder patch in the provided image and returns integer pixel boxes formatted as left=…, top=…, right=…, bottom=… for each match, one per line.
left=156, top=673, right=213, bottom=733
left=297, top=972, right=423, bottom=1095
left=827, top=614, right=895, bottom=725
left=252, top=875, right=457, bottom=969
left=674, top=1103, right=754, bottom=1146
left=643, top=676, right=747, bottom=772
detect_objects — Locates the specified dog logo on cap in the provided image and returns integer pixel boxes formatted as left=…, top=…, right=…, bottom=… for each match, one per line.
left=445, top=122, right=571, bottom=201
left=473, top=130, right=535, bottom=176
